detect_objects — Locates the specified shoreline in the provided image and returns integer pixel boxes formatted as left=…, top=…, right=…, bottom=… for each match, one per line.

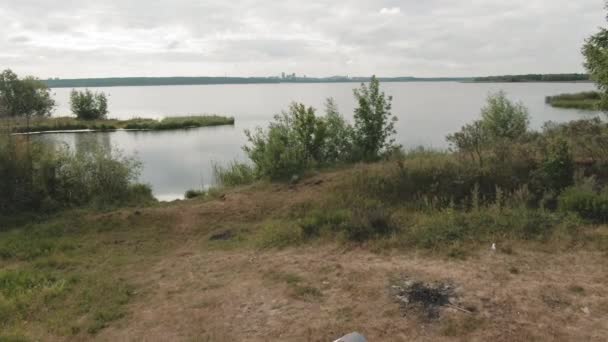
left=2, top=115, right=235, bottom=134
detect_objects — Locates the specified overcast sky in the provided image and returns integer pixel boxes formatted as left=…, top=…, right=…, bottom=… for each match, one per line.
left=0, top=0, right=605, bottom=78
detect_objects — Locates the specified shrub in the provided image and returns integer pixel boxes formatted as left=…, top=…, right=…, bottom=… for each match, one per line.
left=0, top=135, right=153, bottom=215
left=559, top=186, right=608, bottom=223
left=244, top=103, right=323, bottom=180
left=243, top=78, right=397, bottom=179
left=185, top=189, right=205, bottom=199
left=447, top=120, right=487, bottom=167
left=70, top=89, right=108, bottom=120
left=481, top=91, right=530, bottom=142
left=540, top=139, right=574, bottom=193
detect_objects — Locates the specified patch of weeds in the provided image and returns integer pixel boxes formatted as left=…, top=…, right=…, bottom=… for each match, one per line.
left=0, top=334, right=30, bottom=342
left=264, top=271, right=322, bottom=302
left=209, top=230, right=235, bottom=241
left=291, top=285, right=323, bottom=302
left=298, top=209, right=350, bottom=239
left=33, top=255, right=78, bottom=270
left=37, top=274, right=136, bottom=336
left=508, top=266, right=520, bottom=275
left=499, top=243, right=515, bottom=255
left=567, top=285, right=585, bottom=295
left=255, top=221, right=302, bottom=249
left=264, top=271, right=303, bottom=285
left=446, top=243, right=470, bottom=260
left=0, top=269, right=67, bottom=325
left=441, top=316, right=484, bottom=337
left=541, top=290, right=570, bottom=309
left=0, top=224, right=76, bottom=261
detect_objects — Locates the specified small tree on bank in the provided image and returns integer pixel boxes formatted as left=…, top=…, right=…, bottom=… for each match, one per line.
left=0, top=69, right=55, bottom=119
left=352, top=75, right=398, bottom=161
left=70, top=89, right=108, bottom=120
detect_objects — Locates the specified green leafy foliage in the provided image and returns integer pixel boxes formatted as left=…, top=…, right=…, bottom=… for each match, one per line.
left=0, top=135, right=153, bottom=215
left=480, top=91, right=529, bottom=142
left=243, top=78, right=397, bottom=180
left=447, top=120, right=487, bottom=166
left=582, top=4, right=608, bottom=111
left=0, top=69, right=55, bottom=118
left=352, top=75, right=398, bottom=161
left=559, top=183, right=608, bottom=223
left=69, top=89, right=108, bottom=120
left=244, top=102, right=333, bottom=180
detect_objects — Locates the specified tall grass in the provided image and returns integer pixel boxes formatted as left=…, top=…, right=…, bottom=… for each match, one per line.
left=212, top=161, right=256, bottom=187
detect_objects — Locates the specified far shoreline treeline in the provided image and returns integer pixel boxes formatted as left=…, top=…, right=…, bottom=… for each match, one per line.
left=42, top=73, right=590, bottom=88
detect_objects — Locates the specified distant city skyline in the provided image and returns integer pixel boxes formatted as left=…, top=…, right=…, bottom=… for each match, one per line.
left=0, top=0, right=604, bottom=78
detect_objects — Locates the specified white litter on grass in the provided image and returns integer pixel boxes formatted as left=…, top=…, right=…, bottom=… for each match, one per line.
left=491, top=243, right=497, bottom=251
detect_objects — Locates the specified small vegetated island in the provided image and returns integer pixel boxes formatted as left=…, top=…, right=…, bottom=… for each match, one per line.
left=0, top=70, right=234, bottom=134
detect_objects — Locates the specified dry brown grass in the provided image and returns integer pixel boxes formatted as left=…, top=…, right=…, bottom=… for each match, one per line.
left=4, top=169, right=608, bottom=341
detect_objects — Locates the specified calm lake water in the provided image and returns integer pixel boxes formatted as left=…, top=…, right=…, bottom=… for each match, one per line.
left=44, top=82, right=600, bottom=201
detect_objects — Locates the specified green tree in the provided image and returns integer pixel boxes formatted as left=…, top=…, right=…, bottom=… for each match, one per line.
left=0, top=69, right=55, bottom=118
left=322, top=98, right=354, bottom=163
left=291, top=103, right=326, bottom=163
left=70, top=89, right=108, bottom=120
left=480, top=91, right=529, bottom=141
left=582, top=2, right=608, bottom=111
left=352, top=75, right=398, bottom=161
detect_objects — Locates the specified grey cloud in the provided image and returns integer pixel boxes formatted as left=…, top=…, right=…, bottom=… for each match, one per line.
left=0, top=0, right=604, bottom=78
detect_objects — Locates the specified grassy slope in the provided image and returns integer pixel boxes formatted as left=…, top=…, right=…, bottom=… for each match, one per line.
left=1, top=166, right=607, bottom=341
left=2, top=115, right=235, bottom=134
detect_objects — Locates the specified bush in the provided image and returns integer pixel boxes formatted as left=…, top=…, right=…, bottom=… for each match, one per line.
left=0, top=135, right=153, bottom=215
left=559, top=186, right=608, bottom=223
left=70, top=89, right=108, bottom=120
left=244, top=103, right=324, bottom=180
left=184, top=189, right=206, bottom=199
left=481, top=91, right=530, bottom=142
left=243, top=78, right=397, bottom=179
